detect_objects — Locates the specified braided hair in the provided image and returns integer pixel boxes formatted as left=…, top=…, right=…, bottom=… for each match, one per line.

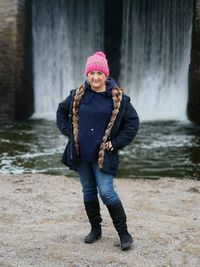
left=72, top=85, right=123, bottom=169
left=98, top=87, right=122, bottom=168
left=72, top=84, right=85, bottom=155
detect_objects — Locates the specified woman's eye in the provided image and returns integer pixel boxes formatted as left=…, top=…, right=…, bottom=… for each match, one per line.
left=97, top=72, right=103, bottom=75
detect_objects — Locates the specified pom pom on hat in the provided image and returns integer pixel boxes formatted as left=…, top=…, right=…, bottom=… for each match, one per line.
left=94, top=51, right=106, bottom=57
left=85, top=51, right=109, bottom=76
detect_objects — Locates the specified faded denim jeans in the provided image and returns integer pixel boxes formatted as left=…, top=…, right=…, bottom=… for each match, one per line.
left=78, top=161, right=120, bottom=206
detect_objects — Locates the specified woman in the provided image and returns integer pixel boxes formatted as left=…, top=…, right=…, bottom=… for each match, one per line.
left=56, top=51, right=139, bottom=250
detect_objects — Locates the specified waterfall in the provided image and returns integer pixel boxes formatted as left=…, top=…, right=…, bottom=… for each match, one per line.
left=32, top=0, right=193, bottom=121
left=120, top=0, right=193, bottom=121
left=32, top=0, right=104, bottom=119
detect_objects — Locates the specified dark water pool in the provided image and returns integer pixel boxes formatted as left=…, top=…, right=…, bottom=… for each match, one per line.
left=0, top=119, right=200, bottom=179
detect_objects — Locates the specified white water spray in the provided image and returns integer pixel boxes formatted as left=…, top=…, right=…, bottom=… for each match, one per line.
left=32, top=0, right=104, bottom=119
left=32, top=0, right=193, bottom=121
left=120, top=0, right=193, bottom=121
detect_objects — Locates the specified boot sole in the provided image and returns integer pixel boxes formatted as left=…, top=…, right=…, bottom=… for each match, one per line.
left=121, top=240, right=134, bottom=251
left=84, top=234, right=102, bottom=244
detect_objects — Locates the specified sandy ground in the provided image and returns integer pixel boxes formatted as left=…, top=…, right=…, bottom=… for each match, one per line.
left=0, top=174, right=200, bottom=267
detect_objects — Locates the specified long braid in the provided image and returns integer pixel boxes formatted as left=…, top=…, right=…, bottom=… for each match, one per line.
left=72, top=84, right=85, bottom=156
left=98, top=86, right=123, bottom=169
left=71, top=84, right=122, bottom=167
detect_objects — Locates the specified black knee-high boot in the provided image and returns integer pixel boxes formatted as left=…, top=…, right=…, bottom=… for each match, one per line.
left=84, top=199, right=102, bottom=243
left=107, top=201, right=133, bottom=250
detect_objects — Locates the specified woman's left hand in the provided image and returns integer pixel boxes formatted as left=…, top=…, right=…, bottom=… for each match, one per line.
left=105, top=141, right=113, bottom=151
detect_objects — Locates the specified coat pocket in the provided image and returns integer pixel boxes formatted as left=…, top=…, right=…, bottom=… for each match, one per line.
left=104, top=150, right=119, bottom=170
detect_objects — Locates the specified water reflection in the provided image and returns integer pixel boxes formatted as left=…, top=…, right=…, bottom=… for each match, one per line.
left=0, top=119, right=200, bottom=179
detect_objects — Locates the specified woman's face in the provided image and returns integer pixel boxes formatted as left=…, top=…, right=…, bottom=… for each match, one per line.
left=87, top=71, right=107, bottom=89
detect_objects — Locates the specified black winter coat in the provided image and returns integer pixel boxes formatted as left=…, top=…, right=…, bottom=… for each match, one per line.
left=56, top=89, right=139, bottom=176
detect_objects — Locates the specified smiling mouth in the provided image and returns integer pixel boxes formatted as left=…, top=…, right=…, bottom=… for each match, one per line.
left=92, top=81, right=100, bottom=84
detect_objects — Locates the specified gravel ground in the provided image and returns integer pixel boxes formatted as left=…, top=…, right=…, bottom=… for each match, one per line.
left=0, top=174, right=200, bottom=267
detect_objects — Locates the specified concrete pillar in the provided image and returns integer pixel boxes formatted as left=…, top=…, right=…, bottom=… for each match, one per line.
left=104, top=0, right=123, bottom=82
left=0, top=0, right=33, bottom=125
left=188, top=0, right=200, bottom=124
left=0, top=0, right=17, bottom=124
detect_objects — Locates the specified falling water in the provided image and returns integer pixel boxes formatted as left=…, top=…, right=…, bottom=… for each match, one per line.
left=32, top=0, right=193, bottom=121
left=32, top=0, right=104, bottom=118
left=120, top=0, right=193, bottom=121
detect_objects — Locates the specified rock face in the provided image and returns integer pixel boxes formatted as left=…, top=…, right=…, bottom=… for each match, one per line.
left=188, top=0, right=200, bottom=124
left=0, top=0, right=33, bottom=125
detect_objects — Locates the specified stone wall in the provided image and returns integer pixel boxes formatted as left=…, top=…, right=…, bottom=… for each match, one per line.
left=0, top=0, right=17, bottom=124
left=0, top=0, right=33, bottom=125
left=188, top=0, right=200, bottom=124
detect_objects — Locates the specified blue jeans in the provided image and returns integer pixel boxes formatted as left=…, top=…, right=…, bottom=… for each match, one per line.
left=78, top=161, right=120, bottom=206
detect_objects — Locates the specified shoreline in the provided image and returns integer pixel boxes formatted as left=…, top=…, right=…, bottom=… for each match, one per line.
left=0, top=174, right=200, bottom=267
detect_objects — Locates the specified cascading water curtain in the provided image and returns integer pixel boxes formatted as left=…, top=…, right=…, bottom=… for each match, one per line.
left=120, top=0, right=193, bottom=121
left=32, top=0, right=104, bottom=118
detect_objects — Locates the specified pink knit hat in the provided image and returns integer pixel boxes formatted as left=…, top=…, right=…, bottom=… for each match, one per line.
left=85, top=51, right=109, bottom=76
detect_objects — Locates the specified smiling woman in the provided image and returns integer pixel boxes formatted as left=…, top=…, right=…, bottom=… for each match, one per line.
left=56, top=51, right=139, bottom=250
left=86, top=51, right=108, bottom=92
left=87, top=71, right=107, bottom=92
